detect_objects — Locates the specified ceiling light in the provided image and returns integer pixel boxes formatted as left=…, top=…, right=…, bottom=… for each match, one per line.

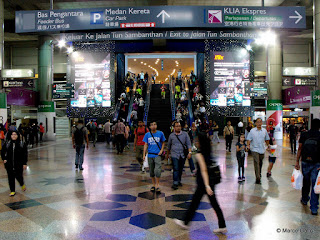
left=134, top=59, right=137, bottom=61
left=141, top=62, right=143, bottom=64
left=144, top=63, right=147, bottom=65
left=67, top=47, right=73, bottom=54
left=245, top=45, right=252, bottom=51
left=58, top=40, right=66, bottom=48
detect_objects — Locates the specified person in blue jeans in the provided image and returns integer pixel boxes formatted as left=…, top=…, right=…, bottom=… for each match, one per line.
left=167, top=121, right=192, bottom=190
left=72, top=120, right=89, bottom=171
left=143, top=121, right=166, bottom=194
left=295, top=118, right=320, bottom=215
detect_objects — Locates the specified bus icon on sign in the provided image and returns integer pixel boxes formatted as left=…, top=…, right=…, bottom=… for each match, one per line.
left=90, top=12, right=103, bottom=24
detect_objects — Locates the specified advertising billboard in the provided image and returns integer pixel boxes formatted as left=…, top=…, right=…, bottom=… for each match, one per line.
left=210, top=50, right=251, bottom=107
left=69, top=51, right=112, bottom=108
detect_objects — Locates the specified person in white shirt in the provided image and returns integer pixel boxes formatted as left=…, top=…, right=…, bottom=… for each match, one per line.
left=104, top=120, right=111, bottom=145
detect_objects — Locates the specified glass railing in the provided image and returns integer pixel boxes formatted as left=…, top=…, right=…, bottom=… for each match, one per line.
left=143, top=80, right=152, bottom=125
left=169, top=77, right=176, bottom=121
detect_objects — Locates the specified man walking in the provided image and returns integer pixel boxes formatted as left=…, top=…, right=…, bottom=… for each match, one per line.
left=134, top=121, right=149, bottom=173
left=114, top=119, right=126, bottom=154
left=104, top=120, right=111, bottom=145
left=87, top=120, right=97, bottom=147
left=167, top=121, right=192, bottom=190
left=223, top=121, right=234, bottom=152
left=72, top=120, right=89, bottom=171
left=295, top=118, right=320, bottom=215
left=143, top=121, right=166, bottom=193
left=247, top=118, right=270, bottom=184
left=288, top=119, right=298, bottom=154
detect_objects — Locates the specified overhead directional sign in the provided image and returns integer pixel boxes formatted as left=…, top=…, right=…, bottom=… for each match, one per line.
left=283, top=67, right=316, bottom=76
left=15, top=6, right=306, bottom=33
left=2, top=79, right=34, bottom=88
left=282, top=77, right=317, bottom=86
left=1, top=69, right=35, bottom=78
left=52, top=83, right=75, bottom=99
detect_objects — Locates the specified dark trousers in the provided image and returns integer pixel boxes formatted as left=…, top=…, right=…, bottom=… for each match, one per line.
left=290, top=137, right=297, bottom=153
left=172, top=156, right=186, bottom=185
left=225, top=135, right=232, bottom=151
left=40, top=133, right=44, bottom=142
left=116, top=134, right=125, bottom=153
left=105, top=133, right=111, bottom=144
left=34, top=133, right=38, bottom=144
left=237, top=156, right=245, bottom=177
left=6, top=168, right=24, bottom=192
left=184, top=186, right=226, bottom=228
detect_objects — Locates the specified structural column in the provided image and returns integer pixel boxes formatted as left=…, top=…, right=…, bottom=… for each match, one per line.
left=267, top=37, right=283, bottom=139
left=0, top=0, right=3, bottom=71
left=38, top=36, right=56, bottom=140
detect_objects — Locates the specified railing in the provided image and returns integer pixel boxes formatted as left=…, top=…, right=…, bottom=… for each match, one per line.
left=169, top=77, right=176, bottom=121
left=143, top=80, right=152, bottom=125
left=184, top=81, right=195, bottom=126
left=126, top=82, right=137, bottom=125
left=113, top=99, right=122, bottom=121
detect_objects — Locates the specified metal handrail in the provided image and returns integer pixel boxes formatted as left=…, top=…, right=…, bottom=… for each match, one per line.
left=126, top=82, right=137, bottom=124
left=169, top=77, right=176, bottom=121
left=143, top=80, right=152, bottom=125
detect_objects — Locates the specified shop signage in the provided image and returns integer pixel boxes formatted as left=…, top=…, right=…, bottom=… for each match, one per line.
left=15, top=6, right=306, bottom=33
left=282, top=76, right=317, bottom=86
left=2, top=79, right=34, bottom=88
left=1, top=69, right=35, bottom=78
left=312, top=90, right=320, bottom=107
left=283, top=67, right=316, bottom=76
left=38, top=101, right=55, bottom=112
left=283, top=86, right=311, bottom=105
left=250, top=82, right=268, bottom=98
left=267, top=100, right=283, bottom=111
left=52, top=83, right=75, bottom=99
left=60, top=30, right=259, bottom=41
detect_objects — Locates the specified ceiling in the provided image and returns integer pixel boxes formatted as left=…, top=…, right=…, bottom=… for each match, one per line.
left=127, top=55, right=194, bottom=83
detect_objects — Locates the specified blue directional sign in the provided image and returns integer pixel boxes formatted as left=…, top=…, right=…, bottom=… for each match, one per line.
left=15, top=6, right=306, bottom=33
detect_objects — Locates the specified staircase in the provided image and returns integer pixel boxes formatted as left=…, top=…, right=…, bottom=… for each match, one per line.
left=148, top=84, right=172, bottom=139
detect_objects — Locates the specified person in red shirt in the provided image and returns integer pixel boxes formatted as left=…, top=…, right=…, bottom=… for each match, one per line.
left=39, top=123, right=45, bottom=142
left=134, top=120, right=149, bottom=173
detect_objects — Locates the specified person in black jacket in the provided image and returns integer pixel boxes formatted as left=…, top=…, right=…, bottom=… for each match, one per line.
left=1, top=130, right=28, bottom=197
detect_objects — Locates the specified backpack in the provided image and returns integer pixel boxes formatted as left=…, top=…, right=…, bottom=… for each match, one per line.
left=74, top=127, right=85, bottom=145
left=302, top=134, right=320, bottom=162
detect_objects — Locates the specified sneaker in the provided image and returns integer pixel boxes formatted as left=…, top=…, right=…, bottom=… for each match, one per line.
left=267, top=172, right=271, bottom=178
left=311, top=211, right=318, bottom=216
left=173, top=219, right=190, bottom=230
left=75, top=164, right=78, bottom=170
left=255, top=179, right=261, bottom=184
left=178, top=182, right=183, bottom=187
left=242, top=176, right=245, bottom=181
left=238, top=177, right=242, bottom=182
left=156, top=188, right=161, bottom=194
left=21, top=185, right=26, bottom=192
left=171, top=184, right=178, bottom=190
left=213, top=227, right=227, bottom=234
left=150, top=186, right=156, bottom=192
left=9, top=192, right=16, bottom=197
left=79, top=167, right=84, bottom=170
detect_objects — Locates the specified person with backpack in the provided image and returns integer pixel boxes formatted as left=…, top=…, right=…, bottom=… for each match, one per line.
left=167, top=121, right=192, bottom=190
left=1, top=130, right=28, bottom=197
left=295, top=118, right=320, bottom=215
left=134, top=120, right=149, bottom=173
left=72, top=120, right=89, bottom=171
left=174, top=132, right=227, bottom=234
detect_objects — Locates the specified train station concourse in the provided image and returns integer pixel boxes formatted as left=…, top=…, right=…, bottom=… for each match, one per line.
left=0, top=0, right=320, bottom=239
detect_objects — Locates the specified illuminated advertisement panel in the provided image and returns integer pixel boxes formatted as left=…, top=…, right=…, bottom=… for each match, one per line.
left=210, top=51, right=251, bottom=107
left=70, top=51, right=112, bottom=108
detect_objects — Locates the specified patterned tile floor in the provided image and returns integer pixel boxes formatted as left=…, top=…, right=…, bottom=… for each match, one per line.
left=0, top=136, right=319, bottom=240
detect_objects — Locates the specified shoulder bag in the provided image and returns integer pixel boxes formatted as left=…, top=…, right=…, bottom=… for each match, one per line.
left=149, top=131, right=166, bottom=158
left=175, top=134, right=189, bottom=159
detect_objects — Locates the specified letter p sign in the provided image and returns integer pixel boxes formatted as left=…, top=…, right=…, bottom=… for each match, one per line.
left=90, top=12, right=103, bottom=24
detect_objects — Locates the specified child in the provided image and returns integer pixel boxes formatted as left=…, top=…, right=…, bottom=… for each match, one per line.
left=267, top=137, right=277, bottom=178
left=236, top=134, right=247, bottom=182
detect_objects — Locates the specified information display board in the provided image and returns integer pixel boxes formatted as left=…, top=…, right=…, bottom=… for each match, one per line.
left=245, top=81, right=268, bottom=98
left=52, top=83, right=75, bottom=99
left=210, top=51, right=251, bottom=107
left=69, top=52, right=112, bottom=108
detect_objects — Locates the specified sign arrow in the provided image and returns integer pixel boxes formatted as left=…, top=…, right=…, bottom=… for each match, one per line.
left=283, top=68, right=290, bottom=75
left=283, top=78, right=290, bottom=85
left=28, top=80, right=33, bottom=87
left=27, top=70, right=33, bottom=76
left=289, top=11, right=302, bottom=24
left=157, top=10, right=170, bottom=24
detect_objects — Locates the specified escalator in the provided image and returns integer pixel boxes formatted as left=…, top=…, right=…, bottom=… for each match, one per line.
left=147, top=84, right=172, bottom=139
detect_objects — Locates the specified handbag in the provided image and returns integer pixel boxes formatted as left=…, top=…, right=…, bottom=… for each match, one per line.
left=206, top=157, right=221, bottom=185
left=175, top=134, right=189, bottom=159
left=149, top=131, right=165, bottom=158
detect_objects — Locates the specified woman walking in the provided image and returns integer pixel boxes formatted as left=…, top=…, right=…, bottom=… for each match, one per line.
left=174, top=132, right=227, bottom=234
left=1, top=131, right=28, bottom=197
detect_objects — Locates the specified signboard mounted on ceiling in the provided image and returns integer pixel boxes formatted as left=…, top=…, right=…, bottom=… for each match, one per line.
left=15, top=6, right=306, bottom=33
left=1, top=69, right=35, bottom=78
